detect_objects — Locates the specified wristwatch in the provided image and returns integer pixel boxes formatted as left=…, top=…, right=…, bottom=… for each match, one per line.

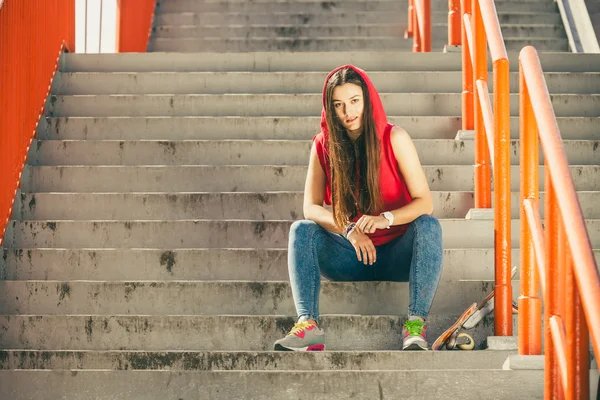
left=381, top=211, right=394, bottom=229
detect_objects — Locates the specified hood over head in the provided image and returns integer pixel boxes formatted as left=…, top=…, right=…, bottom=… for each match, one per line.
left=319, top=65, right=388, bottom=143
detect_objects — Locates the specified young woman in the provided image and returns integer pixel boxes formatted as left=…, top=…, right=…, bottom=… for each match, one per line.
left=274, top=65, right=443, bottom=351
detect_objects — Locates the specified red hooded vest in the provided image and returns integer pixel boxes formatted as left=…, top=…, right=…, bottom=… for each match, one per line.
left=312, top=65, right=412, bottom=246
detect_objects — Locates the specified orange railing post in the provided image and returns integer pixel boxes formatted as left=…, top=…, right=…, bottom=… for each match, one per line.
left=0, top=0, right=75, bottom=246
left=493, top=55, right=511, bottom=336
left=448, top=0, right=461, bottom=46
left=518, top=57, right=542, bottom=355
left=410, top=0, right=431, bottom=52
left=463, top=0, right=512, bottom=334
left=423, top=0, right=431, bottom=51
left=545, top=169, right=561, bottom=398
left=520, top=46, right=598, bottom=400
left=460, top=0, right=473, bottom=131
left=472, top=0, right=491, bottom=208
left=116, top=0, right=156, bottom=52
left=406, top=0, right=415, bottom=38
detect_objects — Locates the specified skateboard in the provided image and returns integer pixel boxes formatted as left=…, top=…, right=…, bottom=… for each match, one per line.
left=432, top=266, right=519, bottom=351
left=432, top=302, right=478, bottom=351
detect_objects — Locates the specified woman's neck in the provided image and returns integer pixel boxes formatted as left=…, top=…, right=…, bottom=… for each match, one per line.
left=346, top=128, right=362, bottom=143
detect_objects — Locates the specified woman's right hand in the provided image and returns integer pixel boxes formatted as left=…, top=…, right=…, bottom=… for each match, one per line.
left=347, top=229, right=377, bottom=265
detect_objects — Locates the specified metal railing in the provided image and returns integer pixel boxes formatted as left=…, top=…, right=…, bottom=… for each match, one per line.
left=116, top=0, right=156, bottom=52
left=462, top=0, right=512, bottom=335
left=80, top=0, right=156, bottom=53
left=0, top=0, right=75, bottom=246
left=519, top=45, right=599, bottom=400
left=405, top=0, right=431, bottom=52
left=0, top=0, right=156, bottom=246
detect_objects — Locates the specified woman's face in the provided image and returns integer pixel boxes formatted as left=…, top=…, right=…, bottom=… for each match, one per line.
left=332, top=82, right=364, bottom=137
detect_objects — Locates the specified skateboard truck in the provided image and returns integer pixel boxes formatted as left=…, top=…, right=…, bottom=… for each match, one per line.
left=446, top=328, right=475, bottom=350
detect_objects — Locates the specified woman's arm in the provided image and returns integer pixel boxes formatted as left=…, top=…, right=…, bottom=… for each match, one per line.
left=303, top=143, right=344, bottom=234
left=355, top=126, right=433, bottom=233
left=387, top=125, right=434, bottom=224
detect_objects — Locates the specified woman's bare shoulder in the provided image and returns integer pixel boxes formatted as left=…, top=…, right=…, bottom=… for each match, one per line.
left=389, top=125, right=411, bottom=145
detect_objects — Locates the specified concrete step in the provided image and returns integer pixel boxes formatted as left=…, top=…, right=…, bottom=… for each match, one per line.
left=59, top=52, right=600, bottom=73
left=20, top=165, right=600, bottom=193
left=12, top=191, right=470, bottom=220
left=48, top=93, right=600, bottom=117
left=3, top=219, right=600, bottom=248
left=152, top=23, right=565, bottom=40
left=0, top=314, right=519, bottom=350
left=0, top=369, right=544, bottom=400
left=40, top=116, right=600, bottom=141
left=0, top=349, right=515, bottom=370
left=12, top=191, right=600, bottom=221
left=2, top=248, right=599, bottom=281
left=155, top=0, right=557, bottom=13
left=154, top=11, right=562, bottom=26
left=54, top=71, right=599, bottom=95
left=0, top=280, right=520, bottom=315
left=0, top=248, right=479, bottom=281
left=28, top=139, right=600, bottom=166
left=147, top=37, right=569, bottom=52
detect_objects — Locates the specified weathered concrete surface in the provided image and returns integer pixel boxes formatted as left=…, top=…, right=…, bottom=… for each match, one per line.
left=3, top=219, right=600, bottom=249
left=486, top=336, right=518, bottom=350
left=0, top=280, right=521, bottom=315
left=148, top=37, right=569, bottom=52
left=28, top=139, right=600, bottom=166
left=59, top=52, right=600, bottom=73
left=154, top=11, right=562, bottom=26
left=54, top=71, right=599, bottom=95
left=12, top=191, right=600, bottom=220
left=151, top=24, right=565, bottom=40
left=2, top=248, right=600, bottom=281
left=156, top=0, right=557, bottom=13
left=0, top=350, right=515, bottom=370
left=40, top=116, right=600, bottom=141
left=0, top=315, right=518, bottom=351
left=19, top=165, right=600, bottom=192
left=0, top=370, right=544, bottom=400
left=12, top=191, right=473, bottom=220
left=48, top=93, right=600, bottom=117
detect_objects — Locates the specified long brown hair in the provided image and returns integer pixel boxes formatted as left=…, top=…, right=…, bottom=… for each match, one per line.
left=324, top=68, right=383, bottom=229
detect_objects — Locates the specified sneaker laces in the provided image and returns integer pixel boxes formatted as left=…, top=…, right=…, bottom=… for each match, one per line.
left=404, top=320, right=425, bottom=336
left=287, top=321, right=313, bottom=337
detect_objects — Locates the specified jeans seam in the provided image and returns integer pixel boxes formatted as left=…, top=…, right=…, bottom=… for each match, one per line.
left=308, top=226, right=321, bottom=321
left=410, top=218, right=421, bottom=317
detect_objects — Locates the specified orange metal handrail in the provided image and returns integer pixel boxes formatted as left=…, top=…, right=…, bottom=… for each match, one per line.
left=448, top=0, right=461, bottom=46
left=0, top=0, right=75, bottom=247
left=462, top=0, right=512, bottom=335
left=405, top=0, right=431, bottom=52
left=116, top=0, right=156, bottom=52
left=520, top=45, right=599, bottom=400
left=0, top=1, right=157, bottom=247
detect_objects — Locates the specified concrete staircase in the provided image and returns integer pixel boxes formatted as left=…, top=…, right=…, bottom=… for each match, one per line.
left=1, top=0, right=599, bottom=398
left=151, top=0, right=570, bottom=52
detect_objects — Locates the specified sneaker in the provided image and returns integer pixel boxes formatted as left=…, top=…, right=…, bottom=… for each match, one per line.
left=273, top=321, right=325, bottom=351
left=402, top=319, right=428, bottom=350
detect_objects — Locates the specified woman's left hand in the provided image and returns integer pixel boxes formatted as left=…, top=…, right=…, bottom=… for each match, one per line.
left=355, top=215, right=389, bottom=234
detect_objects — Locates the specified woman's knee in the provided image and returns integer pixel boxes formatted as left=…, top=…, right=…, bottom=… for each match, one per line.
left=413, top=214, right=441, bottom=229
left=412, top=214, right=442, bottom=241
left=289, top=220, right=322, bottom=242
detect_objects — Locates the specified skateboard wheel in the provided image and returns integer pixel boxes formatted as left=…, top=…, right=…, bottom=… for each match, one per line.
left=457, top=333, right=475, bottom=350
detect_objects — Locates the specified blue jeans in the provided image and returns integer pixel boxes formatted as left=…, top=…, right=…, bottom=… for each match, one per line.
left=287, top=214, right=443, bottom=322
